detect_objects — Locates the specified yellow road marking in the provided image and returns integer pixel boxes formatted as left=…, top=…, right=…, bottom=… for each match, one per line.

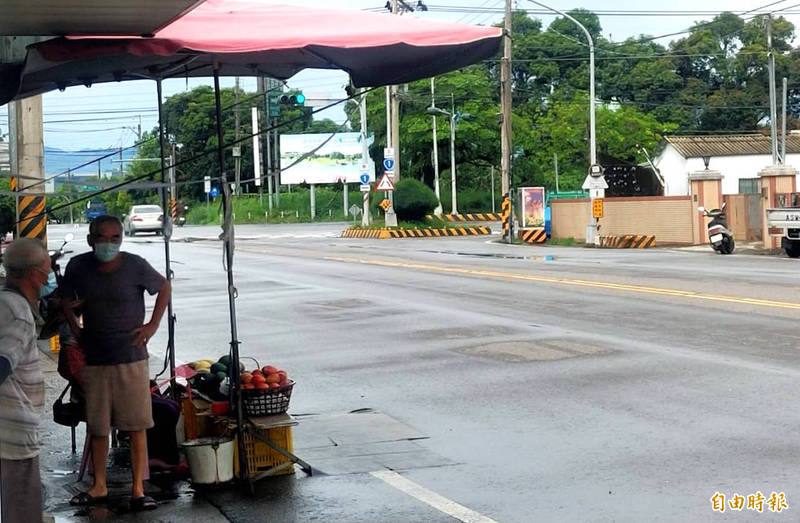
left=324, top=256, right=800, bottom=311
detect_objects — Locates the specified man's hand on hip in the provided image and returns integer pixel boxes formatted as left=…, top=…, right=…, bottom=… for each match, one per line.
left=131, top=322, right=159, bottom=348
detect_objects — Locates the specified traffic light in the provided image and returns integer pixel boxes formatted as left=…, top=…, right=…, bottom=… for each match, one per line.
left=279, top=92, right=305, bottom=106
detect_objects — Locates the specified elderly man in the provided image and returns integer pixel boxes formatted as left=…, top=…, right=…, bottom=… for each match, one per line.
left=0, top=238, right=50, bottom=523
left=62, top=215, right=170, bottom=511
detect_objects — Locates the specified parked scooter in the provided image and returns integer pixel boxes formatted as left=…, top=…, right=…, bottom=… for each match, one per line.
left=699, top=203, right=735, bottom=254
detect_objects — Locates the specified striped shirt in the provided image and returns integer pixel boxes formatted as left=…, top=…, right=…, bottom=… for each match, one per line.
left=0, top=288, right=44, bottom=460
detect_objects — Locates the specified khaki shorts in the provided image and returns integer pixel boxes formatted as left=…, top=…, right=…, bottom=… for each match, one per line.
left=83, top=360, right=153, bottom=436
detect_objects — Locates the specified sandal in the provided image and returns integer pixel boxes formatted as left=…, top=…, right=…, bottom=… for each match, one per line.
left=130, top=495, right=157, bottom=511
left=69, top=491, right=108, bottom=506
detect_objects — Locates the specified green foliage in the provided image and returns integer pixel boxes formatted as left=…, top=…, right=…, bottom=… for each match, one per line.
left=393, top=179, right=439, bottom=221
left=0, top=178, right=14, bottom=236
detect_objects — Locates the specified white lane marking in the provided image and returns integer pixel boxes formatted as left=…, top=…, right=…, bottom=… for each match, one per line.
left=370, top=470, right=500, bottom=523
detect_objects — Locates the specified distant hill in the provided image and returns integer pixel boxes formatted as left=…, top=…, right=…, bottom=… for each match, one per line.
left=45, top=146, right=138, bottom=177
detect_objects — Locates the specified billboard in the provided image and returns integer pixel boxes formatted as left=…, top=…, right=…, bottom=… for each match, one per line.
left=520, top=186, right=545, bottom=228
left=280, top=132, right=374, bottom=185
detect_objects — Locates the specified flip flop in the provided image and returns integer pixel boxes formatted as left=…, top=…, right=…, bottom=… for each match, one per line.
left=69, top=491, right=108, bottom=506
left=130, top=495, right=157, bottom=511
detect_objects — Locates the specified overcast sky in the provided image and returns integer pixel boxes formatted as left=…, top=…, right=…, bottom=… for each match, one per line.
left=2, top=0, right=799, bottom=150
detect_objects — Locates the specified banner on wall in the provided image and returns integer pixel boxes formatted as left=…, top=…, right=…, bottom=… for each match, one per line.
left=519, top=186, right=545, bottom=228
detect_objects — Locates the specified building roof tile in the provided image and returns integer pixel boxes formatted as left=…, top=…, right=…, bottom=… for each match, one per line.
left=665, top=133, right=800, bottom=158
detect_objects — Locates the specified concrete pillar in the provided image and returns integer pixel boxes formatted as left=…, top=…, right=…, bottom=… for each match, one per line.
left=689, top=169, right=723, bottom=245
left=11, top=96, right=46, bottom=242
left=759, top=164, right=798, bottom=249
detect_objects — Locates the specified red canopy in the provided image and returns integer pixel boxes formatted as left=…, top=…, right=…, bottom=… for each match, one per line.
left=1, top=0, right=501, bottom=103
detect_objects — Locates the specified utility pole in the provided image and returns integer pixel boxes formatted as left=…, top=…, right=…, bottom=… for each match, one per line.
left=360, top=89, right=371, bottom=226
left=449, top=94, right=458, bottom=215
left=782, top=77, right=788, bottom=164
left=169, top=143, right=177, bottom=222
left=234, top=76, right=242, bottom=192
left=256, top=77, right=268, bottom=208
left=768, top=15, right=779, bottom=165
left=554, top=152, right=559, bottom=193
left=431, top=77, right=442, bottom=215
left=501, top=0, right=513, bottom=242
left=490, top=166, right=496, bottom=213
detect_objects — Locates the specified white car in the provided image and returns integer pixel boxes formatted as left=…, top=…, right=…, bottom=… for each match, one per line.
left=123, top=205, right=164, bottom=236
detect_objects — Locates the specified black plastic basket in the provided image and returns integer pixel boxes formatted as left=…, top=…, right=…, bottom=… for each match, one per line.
left=241, top=381, right=295, bottom=416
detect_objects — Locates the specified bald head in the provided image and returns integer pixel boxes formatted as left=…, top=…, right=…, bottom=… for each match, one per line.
left=3, top=238, right=49, bottom=280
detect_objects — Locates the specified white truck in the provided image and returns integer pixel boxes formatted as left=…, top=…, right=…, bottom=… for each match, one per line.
left=766, top=207, right=800, bottom=257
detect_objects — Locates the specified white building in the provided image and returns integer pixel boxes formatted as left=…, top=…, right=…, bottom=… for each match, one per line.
left=654, top=133, right=800, bottom=196
left=0, top=142, right=8, bottom=173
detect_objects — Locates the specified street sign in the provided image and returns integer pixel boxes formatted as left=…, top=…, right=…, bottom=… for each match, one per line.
left=589, top=188, right=604, bottom=199
left=383, top=158, right=395, bottom=171
left=360, top=184, right=371, bottom=192
left=349, top=204, right=361, bottom=217
left=593, top=199, right=604, bottom=219
left=384, top=147, right=394, bottom=158
left=376, top=173, right=395, bottom=191
left=210, top=187, right=220, bottom=198
left=582, top=174, right=608, bottom=191
left=379, top=198, right=392, bottom=211
left=589, top=164, right=604, bottom=177
left=231, top=146, right=241, bottom=157
left=204, top=176, right=211, bottom=194
left=360, top=173, right=370, bottom=185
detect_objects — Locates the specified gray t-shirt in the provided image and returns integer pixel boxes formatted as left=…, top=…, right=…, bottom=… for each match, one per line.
left=61, top=252, right=166, bottom=366
left=0, top=288, right=44, bottom=460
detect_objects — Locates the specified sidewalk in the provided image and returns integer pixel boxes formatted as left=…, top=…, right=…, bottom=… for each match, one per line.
left=38, top=347, right=229, bottom=522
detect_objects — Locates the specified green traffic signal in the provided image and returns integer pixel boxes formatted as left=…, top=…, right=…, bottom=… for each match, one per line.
left=279, top=92, right=305, bottom=106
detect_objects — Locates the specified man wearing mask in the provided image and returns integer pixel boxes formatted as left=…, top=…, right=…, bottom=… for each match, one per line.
left=61, top=215, right=170, bottom=511
left=0, top=238, right=51, bottom=522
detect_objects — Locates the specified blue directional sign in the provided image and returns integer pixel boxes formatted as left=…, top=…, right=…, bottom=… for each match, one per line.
left=383, top=158, right=395, bottom=171
left=360, top=173, right=370, bottom=185
left=210, top=187, right=220, bottom=198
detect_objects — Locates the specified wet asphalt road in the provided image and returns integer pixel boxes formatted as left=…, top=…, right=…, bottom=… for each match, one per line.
left=44, top=223, right=800, bottom=522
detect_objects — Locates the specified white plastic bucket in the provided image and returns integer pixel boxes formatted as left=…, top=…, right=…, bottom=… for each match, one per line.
left=181, top=437, right=234, bottom=484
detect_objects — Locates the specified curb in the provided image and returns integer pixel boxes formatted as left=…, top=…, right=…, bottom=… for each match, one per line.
left=426, top=213, right=501, bottom=222
left=341, top=226, right=491, bottom=239
left=599, top=234, right=656, bottom=248
left=519, top=228, right=547, bottom=244
left=341, top=229, right=391, bottom=239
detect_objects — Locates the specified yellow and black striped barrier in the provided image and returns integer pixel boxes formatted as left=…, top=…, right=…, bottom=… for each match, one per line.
left=18, top=194, right=46, bottom=241
left=519, top=228, right=547, bottom=244
left=500, top=195, right=511, bottom=239
left=170, top=198, right=177, bottom=221
left=426, top=213, right=502, bottom=222
left=388, top=226, right=491, bottom=238
left=599, top=235, right=656, bottom=249
left=342, top=226, right=491, bottom=239
left=341, top=229, right=391, bottom=239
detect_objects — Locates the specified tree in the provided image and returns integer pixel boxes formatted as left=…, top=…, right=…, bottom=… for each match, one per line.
left=522, top=93, right=677, bottom=190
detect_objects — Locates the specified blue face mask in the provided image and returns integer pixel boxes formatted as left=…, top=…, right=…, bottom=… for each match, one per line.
left=94, top=242, right=121, bottom=263
left=38, top=271, right=57, bottom=298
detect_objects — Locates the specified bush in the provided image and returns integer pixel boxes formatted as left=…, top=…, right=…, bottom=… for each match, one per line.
left=393, top=178, right=438, bottom=221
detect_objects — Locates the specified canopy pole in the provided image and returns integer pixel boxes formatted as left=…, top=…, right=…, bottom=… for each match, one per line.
left=156, top=78, right=177, bottom=400
left=212, top=64, right=249, bottom=484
